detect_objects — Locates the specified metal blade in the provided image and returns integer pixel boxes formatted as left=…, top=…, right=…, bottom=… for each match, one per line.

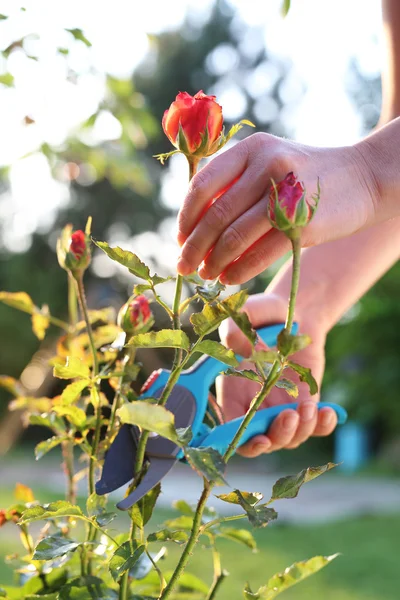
left=96, top=424, right=138, bottom=495
left=116, top=456, right=176, bottom=511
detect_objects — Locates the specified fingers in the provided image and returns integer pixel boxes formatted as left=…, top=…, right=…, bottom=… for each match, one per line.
left=177, top=139, right=251, bottom=248
left=237, top=409, right=300, bottom=457
left=198, top=197, right=272, bottom=280
left=313, top=407, right=337, bottom=437
left=177, top=163, right=268, bottom=277
left=285, top=402, right=318, bottom=449
left=220, top=228, right=291, bottom=285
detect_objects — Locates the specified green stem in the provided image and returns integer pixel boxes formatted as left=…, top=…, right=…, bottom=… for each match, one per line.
left=179, top=293, right=199, bottom=315
left=285, top=231, right=301, bottom=334
left=206, top=542, right=227, bottom=600
left=48, top=315, right=70, bottom=331
left=76, top=276, right=99, bottom=375
left=172, top=274, right=184, bottom=366
left=160, top=480, right=211, bottom=600
left=68, top=272, right=79, bottom=329
left=201, top=512, right=247, bottom=532
left=61, top=439, right=76, bottom=505
left=118, top=570, right=129, bottom=600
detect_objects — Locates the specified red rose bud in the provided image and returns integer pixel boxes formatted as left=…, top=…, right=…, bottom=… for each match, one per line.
left=64, top=230, right=91, bottom=275
left=268, top=172, right=319, bottom=233
left=70, top=230, right=86, bottom=259
left=162, top=91, right=223, bottom=158
left=117, top=294, right=154, bottom=336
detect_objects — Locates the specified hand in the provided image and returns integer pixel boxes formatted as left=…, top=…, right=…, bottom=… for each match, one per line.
left=176, top=132, right=379, bottom=284
left=217, top=293, right=337, bottom=457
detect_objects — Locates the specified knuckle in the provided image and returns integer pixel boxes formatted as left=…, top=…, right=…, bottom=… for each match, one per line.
left=181, top=239, right=202, bottom=262
left=221, top=224, right=246, bottom=254
left=189, top=168, right=209, bottom=197
left=206, top=200, right=229, bottom=230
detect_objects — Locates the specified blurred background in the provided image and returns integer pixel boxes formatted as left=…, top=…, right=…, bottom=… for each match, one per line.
left=1, top=0, right=400, bottom=598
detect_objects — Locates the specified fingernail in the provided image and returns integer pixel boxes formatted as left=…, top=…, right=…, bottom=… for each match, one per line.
left=219, top=273, right=230, bottom=285
left=176, top=256, right=191, bottom=276
left=300, top=403, right=316, bottom=423
left=282, top=413, right=299, bottom=431
left=321, top=410, right=334, bottom=428
left=198, top=266, right=209, bottom=279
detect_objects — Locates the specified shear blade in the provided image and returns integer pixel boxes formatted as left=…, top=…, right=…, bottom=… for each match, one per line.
left=117, top=455, right=176, bottom=511
left=95, top=424, right=137, bottom=495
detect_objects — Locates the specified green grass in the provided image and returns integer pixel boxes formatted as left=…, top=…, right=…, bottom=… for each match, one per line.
left=1, top=484, right=399, bottom=599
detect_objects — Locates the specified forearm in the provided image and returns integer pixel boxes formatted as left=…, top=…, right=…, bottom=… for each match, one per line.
left=267, top=217, right=400, bottom=333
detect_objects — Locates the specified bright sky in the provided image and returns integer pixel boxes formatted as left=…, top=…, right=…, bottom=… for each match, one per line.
left=0, top=0, right=383, bottom=266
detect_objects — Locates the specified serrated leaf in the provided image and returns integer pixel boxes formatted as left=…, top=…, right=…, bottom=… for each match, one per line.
left=15, top=483, right=35, bottom=503
left=275, top=378, right=298, bottom=398
left=86, top=493, right=107, bottom=518
left=0, top=291, right=34, bottom=313
left=96, top=512, right=117, bottom=527
left=126, top=329, right=190, bottom=351
left=0, top=375, right=20, bottom=396
left=109, top=541, right=146, bottom=581
left=252, top=350, right=279, bottom=363
left=288, top=361, right=318, bottom=395
left=59, top=576, right=118, bottom=599
left=190, top=303, right=228, bottom=336
left=219, top=527, right=257, bottom=550
left=19, top=501, right=84, bottom=524
left=184, top=272, right=204, bottom=285
left=185, top=447, right=227, bottom=485
left=277, top=329, right=311, bottom=356
left=244, top=554, right=339, bottom=599
left=53, top=406, right=86, bottom=429
left=196, top=280, right=225, bottom=302
left=60, top=380, right=88, bottom=404
left=130, top=484, right=161, bottom=529
left=32, top=535, right=80, bottom=560
left=225, top=368, right=262, bottom=383
left=271, top=463, right=338, bottom=501
left=117, top=402, right=179, bottom=443
left=229, top=311, right=257, bottom=345
left=35, top=436, right=65, bottom=460
left=177, top=426, right=193, bottom=445
left=94, top=241, right=150, bottom=280
left=147, top=528, right=188, bottom=544
left=216, top=490, right=263, bottom=506
left=32, top=308, right=50, bottom=340
left=65, top=28, right=92, bottom=47
left=222, top=490, right=277, bottom=529
left=195, top=340, right=239, bottom=367
left=53, top=356, right=90, bottom=380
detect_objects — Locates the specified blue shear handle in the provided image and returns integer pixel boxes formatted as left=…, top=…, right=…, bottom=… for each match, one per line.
left=199, top=402, right=348, bottom=456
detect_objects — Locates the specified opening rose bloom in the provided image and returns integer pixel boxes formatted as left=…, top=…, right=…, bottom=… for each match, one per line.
left=268, top=172, right=319, bottom=235
left=118, top=294, right=154, bottom=337
left=162, top=91, right=223, bottom=158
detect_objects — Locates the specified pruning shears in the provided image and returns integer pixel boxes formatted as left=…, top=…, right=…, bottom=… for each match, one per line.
left=96, top=323, right=347, bottom=510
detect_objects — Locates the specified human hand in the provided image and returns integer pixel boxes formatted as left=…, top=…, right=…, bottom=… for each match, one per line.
left=176, top=132, right=379, bottom=284
left=217, top=293, right=337, bottom=457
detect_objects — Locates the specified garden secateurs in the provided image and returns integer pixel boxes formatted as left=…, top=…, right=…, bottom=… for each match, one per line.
left=96, top=324, right=347, bottom=510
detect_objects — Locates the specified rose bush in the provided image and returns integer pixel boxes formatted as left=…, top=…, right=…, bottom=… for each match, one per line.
left=0, top=91, right=339, bottom=600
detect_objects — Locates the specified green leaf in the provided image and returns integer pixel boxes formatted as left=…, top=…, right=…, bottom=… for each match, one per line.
left=117, top=402, right=179, bottom=443
left=177, top=426, right=193, bottom=446
left=0, top=73, right=14, bottom=87
left=288, top=361, right=318, bottom=395
left=164, top=515, right=194, bottom=530
left=219, top=490, right=277, bottom=529
left=219, top=527, right=257, bottom=551
left=32, top=535, right=80, bottom=560
left=35, top=436, right=65, bottom=460
left=147, top=528, right=188, bottom=544
left=173, top=499, right=194, bottom=516
left=60, top=380, right=88, bottom=404
left=31, top=307, right=50, bottom=340
left=19, top=501, right=84, bottom=524
left=94, top=241, right=150, bottom=280
left=184, top=272, right=204, bottom=285
left=229, top=311, right=257, bottom=346
left=15, top=482, right=35, bottom=502
left=275, top=378, right=298, bottom=398
left=0, top=14, right=8, bottom=20
left=271, top=463, right=338, bottom=501
left=165, top=571, right=209, bottom=594
left=252, top=350, right=279, bottom=363
left=277, top=329, right=311, bottom=356
left=0, top=375, right=20, bottom=396
left=225, top=368, right=262, bottom=383
left=195, top=340, right=239, bottom=367
left=53, top=356, right=90, bottom=380
left=185, top=447, right=227, bottom=485
left=59, top=576, right=118, bottom=599
left=86, top=493, right=107, bottom=518
left=52, top=405, right=87, bottom=429
left=109, top=541, right=146, bottom=581
left=0, top=291, right=34, bottom=313
left=216, top=490, right=263, bottom=506
left=196, top=280, right=225, bottom=302
left=190, top=303, right=228, bottom=336
left=281, top=0, right=291, bottom=17
left=244, top=554, right=339, bottom=599
left=65, top=28, right=92, bottom=47
left=126, top=329, right=190, bottom=351
left=96, top=512, right=117, bottom=527
left=224, top=119, right=255, bottom=145
left=130, top=484, right=161, bottom=529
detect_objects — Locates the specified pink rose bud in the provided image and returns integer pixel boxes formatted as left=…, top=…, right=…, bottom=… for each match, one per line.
left=57, top=226, right=91, bottom=276
left=69, top=231, right=87, bottom=259
left=118, top=294, right=154, bottom=336
left=268, top=172, right=319, bottom=234
left=162, top=91, right=223, bottom=158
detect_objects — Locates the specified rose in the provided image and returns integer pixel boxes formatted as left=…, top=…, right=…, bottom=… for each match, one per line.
left=268, top=172, right=319, bottom=235
left=162, top=91, right=223, bottom=158
left=57, top=226, right=91, bottom=276
left=117, top=294, right=154, bottom=336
